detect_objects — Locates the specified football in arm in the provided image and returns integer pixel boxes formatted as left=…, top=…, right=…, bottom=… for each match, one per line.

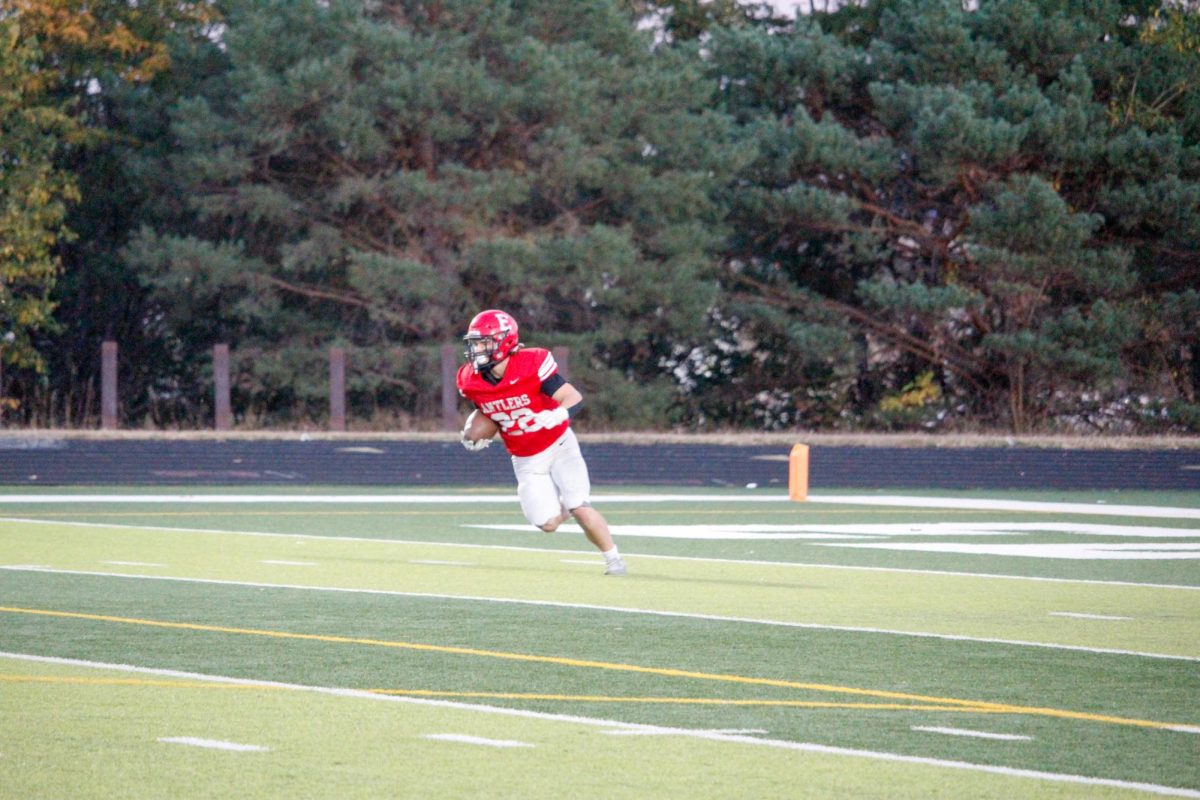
left=463, top=409, right=500, bottom=442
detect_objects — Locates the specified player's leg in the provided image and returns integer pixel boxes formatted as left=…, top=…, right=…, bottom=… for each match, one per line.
left=512, top=451, right=570, bottom=532
left=551, top=431, right=626, bottom=575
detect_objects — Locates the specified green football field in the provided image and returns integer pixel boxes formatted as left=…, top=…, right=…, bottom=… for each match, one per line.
left=1, top=487, right=1198, bottom=798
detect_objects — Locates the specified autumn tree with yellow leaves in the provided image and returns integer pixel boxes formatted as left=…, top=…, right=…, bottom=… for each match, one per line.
left=0, top=0, right=215, bottom=418
left=1, top=15, right=77, bottom=385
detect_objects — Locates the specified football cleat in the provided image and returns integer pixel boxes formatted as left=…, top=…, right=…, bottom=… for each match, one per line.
left=604, top=558, right=628, bottom=577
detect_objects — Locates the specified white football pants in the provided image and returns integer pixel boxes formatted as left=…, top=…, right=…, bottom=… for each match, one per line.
left=511, top=428, right=592, bottom=527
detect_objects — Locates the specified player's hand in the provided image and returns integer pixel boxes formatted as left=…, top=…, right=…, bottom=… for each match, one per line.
left=461, top=432, right=492, bottom=451
left=532, top=406, right=568, bottom=429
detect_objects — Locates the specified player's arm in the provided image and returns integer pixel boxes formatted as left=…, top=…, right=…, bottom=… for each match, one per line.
left=551, top=383, right=583, bottom=416
left=540, top=374, right=583, bottom=419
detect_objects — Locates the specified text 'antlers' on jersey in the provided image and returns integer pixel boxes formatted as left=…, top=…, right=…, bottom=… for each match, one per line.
left=456, top=348, right=567, bottom=457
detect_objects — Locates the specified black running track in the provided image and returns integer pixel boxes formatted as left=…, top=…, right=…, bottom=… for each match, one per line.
left=0, top=437, right=1197, bottom=491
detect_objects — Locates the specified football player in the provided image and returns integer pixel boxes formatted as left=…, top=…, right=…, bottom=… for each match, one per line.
left=456, top=309, right=627, bottom=576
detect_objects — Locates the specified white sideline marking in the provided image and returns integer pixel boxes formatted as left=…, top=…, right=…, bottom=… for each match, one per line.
left=6, top=515, right=1197, bottom=591
left=2, top=565, right=1197, bottom=662
left=473, top=520, right=1200, bottom=541
left=422, top=733, right=532, bottom=748
left=808, top=495, right=1200, bottom=521
left=560, top=559, right=602, bottom=566
left=1050, top=612, right=1133, bottom=621
left=259, top=560, right=316, bottom=566
left=102, top=561, right=166, bottom=567
left=6, top=653, right=1198, bottom=799
left=158, top=736, right=268, bottom=752
left=1, top=492, right=1198, bottom=519
left=409, top=560, right=474, bottom=567
left=477, top=523, right=883, bottom=540
left=757, top=522, right=1200, bottom=539
left=822, top=542, right=1200, bottom=560
left=912, top=726, right=1032, bottom=742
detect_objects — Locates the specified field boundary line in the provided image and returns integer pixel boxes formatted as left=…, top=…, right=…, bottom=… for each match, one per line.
left=3, top=516, right=1198, bottom=591
left=3, top=651, right=1198, bottom=798
left=4, top=605, right=1198, bottom=733
left=0, top=492, right=1198, bottom=518
left=2, top=565, right=1198, bottom=662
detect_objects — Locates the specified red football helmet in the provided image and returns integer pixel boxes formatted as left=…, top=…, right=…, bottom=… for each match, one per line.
left=463, top=309, right=520, bottom=372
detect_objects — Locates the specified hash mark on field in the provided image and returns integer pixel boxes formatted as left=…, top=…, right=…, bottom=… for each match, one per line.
left=13, top=653, right=1198, bottom=799
left=158, top=736, right=268, bottom=752
left=102, top=561, right=166, bottom=567
left=409, top=559, right=475, bottom=567
left=259, top=560, right=317, bottom=566
left=422, top=733, right=532, bottom=748
left=604, top=728, right=769, bottom=736
left=912, top=726, right=1032, bottom=741
left=1049, top=612, right=1133, bottom=621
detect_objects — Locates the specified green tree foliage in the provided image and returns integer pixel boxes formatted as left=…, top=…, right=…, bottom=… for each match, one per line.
left=696, top=0, right=1200, bottom=432
left=13, top=0, right=1200, bottom=433
left=0, top=17, right=77, bottom=406
left=2, top=0, right=218, bottom=425
left=130, top=0, right=736, bottom=427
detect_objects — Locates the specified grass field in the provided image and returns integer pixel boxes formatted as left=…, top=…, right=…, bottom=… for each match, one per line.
left=1, top=486, right=1198, bottom=798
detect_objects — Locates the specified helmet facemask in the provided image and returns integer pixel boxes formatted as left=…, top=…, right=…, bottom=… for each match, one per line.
left=464, top=333, right=504, bottom=372
left=463, top=309, right=520, bottom=374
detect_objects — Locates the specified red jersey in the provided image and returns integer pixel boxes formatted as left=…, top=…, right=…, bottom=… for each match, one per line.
left=456, top=347, right=568, bottom=457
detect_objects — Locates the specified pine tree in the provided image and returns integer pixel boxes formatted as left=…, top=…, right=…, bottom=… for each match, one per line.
left=132, top=0, right=735, bottom=426
left=700, top=0, right=1200, bottom=432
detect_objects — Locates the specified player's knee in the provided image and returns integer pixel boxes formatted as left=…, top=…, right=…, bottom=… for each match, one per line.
left=572, top=504, right=599, bottom=523
left=538, top=519, right=560, bottom=532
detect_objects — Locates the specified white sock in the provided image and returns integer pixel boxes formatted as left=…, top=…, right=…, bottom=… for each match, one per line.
left=602, top=546, right=621, bottom=562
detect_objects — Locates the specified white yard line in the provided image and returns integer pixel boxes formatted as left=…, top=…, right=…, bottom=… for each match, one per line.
left=4, top=515, right=1195, bottom=592
left=3, top=516, right=1197, bottom=591
left=1, top=565, right=1195, bottom=662
left=911, top=726, right=1032, bottom=742
left=1050, top=612, right=1133, bottom=621
left=0, top=492, right=1197, bottom=519
left=421, top=733, right=532, bottom=748
left=5, top=652, right=1197, bottom=799
left=158, top=736, right=268, bottom=752
left=603, top=728, right=769, bottom=736
left=807, top=495, right=1200, bottom=520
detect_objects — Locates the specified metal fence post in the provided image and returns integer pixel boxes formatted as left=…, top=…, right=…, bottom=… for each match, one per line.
left=101, top=340, right=118, bottom=429
left=441, top=344, right=460, bottom=431
left=213, top=344, right=232, bottom=431
left=329, top=346, right=346, bottom=432
left=552, top=346, right=569, bottom=380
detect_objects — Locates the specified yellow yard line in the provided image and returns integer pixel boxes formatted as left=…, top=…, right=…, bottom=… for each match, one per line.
left=0, top=675, right=992, bottom=712
left=2, top=605, right=1192, bottom=733
left=368, top=689, right=996, bottom=712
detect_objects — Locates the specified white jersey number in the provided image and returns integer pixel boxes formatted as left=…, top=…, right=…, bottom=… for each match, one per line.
left=490, top=408, right=553, bottom=436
